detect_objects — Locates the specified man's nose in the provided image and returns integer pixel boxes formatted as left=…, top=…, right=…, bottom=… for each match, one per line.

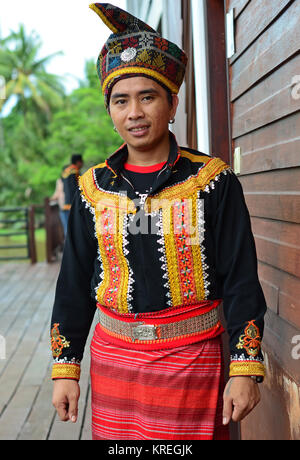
left=128, top=100, right=144, bottom=119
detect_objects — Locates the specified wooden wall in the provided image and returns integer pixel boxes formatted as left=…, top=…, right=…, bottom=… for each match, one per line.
left=226, top=0, right=300, bottom=440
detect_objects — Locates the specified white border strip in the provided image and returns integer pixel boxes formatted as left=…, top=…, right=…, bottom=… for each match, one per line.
left=191, top=0, right=211, bottom=154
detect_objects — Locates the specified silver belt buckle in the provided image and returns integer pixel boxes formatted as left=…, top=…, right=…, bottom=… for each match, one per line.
left=132, top=323, right=158, bottom=342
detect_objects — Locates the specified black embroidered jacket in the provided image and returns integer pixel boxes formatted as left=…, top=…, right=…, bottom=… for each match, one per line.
left=50, top=133, right=267, bottom=381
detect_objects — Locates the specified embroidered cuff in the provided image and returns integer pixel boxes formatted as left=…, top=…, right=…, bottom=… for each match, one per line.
left=229, top=360, right=265, bottom=378
left=51, top=363, right=81, bottom=381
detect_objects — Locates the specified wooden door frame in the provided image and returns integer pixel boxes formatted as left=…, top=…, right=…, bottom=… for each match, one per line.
left=182, top=0, right=231, bottom=164
left=182, top=0, right=198, bottom=150
left=205, top=0, right=231, bottom=165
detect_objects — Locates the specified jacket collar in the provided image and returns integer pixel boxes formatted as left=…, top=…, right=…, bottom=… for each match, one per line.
left=105, top=131, right=181, bottom=178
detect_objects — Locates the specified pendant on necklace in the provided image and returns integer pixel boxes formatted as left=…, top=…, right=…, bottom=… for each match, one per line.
left=138, top=193, right=148, bottom=208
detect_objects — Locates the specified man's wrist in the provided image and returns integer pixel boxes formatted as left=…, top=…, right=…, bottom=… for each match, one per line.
left=249, top=375, right=264, bottom=383
left=231, top=375, right=263, bottom=384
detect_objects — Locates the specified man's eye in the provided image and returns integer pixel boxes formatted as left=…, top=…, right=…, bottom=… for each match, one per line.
left=143, top=96, right=153, bottom=101
left=116, top=99, right=126, bottom=105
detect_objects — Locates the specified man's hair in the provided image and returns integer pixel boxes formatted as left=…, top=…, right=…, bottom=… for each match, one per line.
left=71, top=154, right=83, bottom=164
left=166, top=89, right=173, bottom=107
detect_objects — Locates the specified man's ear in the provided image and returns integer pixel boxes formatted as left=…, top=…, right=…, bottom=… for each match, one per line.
left=171, top=94, right=179, bottom=119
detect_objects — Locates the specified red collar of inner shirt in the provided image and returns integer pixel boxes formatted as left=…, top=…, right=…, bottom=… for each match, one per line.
left=123, top=161, right=167, bottom=173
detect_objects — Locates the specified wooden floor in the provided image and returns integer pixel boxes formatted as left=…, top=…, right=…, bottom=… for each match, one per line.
left=0, top=262, right=94, bottom=440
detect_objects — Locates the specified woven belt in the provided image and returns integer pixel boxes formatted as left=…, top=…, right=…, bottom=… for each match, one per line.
left=98, top=306, right=220, bottom=344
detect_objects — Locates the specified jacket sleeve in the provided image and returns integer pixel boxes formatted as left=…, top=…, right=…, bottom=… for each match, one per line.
left=50, top=189, right=97, bottom=381
left=211, top=169, right=267, bottom=379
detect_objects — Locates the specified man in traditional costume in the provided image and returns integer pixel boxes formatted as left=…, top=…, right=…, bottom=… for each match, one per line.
left=51, top=3, right=267, bottom=440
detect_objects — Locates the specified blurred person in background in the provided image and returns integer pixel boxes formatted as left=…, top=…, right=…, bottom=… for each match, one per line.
left=51, top=166, right=67, bottom=236
left=61, top=154, right=84, bottom=234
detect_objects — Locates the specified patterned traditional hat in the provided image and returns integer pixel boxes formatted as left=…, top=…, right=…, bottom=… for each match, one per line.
left=89, top=3, right=188, bottom=106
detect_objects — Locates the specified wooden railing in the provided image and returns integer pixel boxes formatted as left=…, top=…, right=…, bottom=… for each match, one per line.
left=0, top=199, right=64, bottom=264
left=0, top=207, right=37, bottom=263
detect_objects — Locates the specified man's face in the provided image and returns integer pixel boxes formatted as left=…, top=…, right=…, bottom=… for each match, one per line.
left=109, top=77, right=178, bottom=152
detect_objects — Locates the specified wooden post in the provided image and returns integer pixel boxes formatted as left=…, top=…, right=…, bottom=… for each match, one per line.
left=28, top=206, right=37, bottom=264
left=182, top=0, right=198, bottom=150
left=206, top=0, right=231, bottom=164
left=44, top=197, right=53, bottom=264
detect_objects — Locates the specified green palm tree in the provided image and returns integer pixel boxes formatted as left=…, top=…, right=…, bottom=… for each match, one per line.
left=0, top=24, right=65, bottom=119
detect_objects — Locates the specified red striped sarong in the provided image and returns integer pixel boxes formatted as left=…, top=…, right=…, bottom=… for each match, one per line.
left=90, top=323, right=229, bottom=440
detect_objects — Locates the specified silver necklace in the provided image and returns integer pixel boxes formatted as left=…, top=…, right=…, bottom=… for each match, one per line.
left=121, top=163, right=169, bottom=208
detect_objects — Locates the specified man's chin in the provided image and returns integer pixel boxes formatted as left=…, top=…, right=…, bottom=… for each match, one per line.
left=126, top=135, right=152, bottom=150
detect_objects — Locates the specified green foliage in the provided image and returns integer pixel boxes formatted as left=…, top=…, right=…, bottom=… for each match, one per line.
left=0, top=24, right=65, bottom=117
left=0, top=25, right=122, bottom=207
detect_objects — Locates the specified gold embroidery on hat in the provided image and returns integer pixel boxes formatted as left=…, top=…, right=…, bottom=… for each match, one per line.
left=136, top=49, right=151, bottom=64
left=152, top=53, right=166, bottom=71
left=109, top=41, right=123, bottom=54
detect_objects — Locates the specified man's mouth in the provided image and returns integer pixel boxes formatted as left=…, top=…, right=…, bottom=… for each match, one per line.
left=128, top=125, right=150, bottom=134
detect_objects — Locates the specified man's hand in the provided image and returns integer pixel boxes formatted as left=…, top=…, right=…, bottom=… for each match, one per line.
left=52, top=380, right=80, bottom=423
left=222, top=376, right=261, bottom=425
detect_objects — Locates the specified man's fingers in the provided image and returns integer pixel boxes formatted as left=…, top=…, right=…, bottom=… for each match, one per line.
left=231, top=402, right=248, bottom=422
left=52, top=380, right=80, bottom=423
left=223, top=378, right=235, bottom=425
left=54, top=401, right=70, bottom=422
left=222, top=396, right=233, bottom=425
left=68, top=394, right=79, bottom=423
left=231, top=397, right=259, bottom=422
left=223, top=377, right=262, bottom=424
